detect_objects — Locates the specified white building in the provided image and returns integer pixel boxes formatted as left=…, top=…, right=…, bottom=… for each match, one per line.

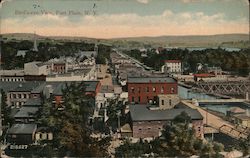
left=24, top=62, right=50, bottom=75
left=164, top=60, right=182, bottom=73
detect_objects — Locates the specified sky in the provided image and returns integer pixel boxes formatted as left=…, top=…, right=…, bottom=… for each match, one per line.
left=0, top=0, right=249, bottom=38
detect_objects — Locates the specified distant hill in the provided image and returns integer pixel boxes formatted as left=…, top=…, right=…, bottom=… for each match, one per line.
left=111, top=34, right=249, bottom=47
left=1, top=33, right=249, bottom=48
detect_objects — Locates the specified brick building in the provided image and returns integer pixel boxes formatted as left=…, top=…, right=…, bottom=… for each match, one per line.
left=127, top=77, right=178, bottom=104
left=129, top=105, right=204, bottom=139
left=52, top=62, right=67, bottom=74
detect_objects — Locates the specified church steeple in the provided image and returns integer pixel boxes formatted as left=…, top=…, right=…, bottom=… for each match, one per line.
left=33, top=31, right=38, bottom=52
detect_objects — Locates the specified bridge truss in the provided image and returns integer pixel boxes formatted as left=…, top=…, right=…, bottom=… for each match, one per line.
left=196, top=81, right=250, bottom=95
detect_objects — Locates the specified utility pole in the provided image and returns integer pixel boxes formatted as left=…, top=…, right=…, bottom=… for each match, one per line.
left=206, top=107, right=208, bottom=125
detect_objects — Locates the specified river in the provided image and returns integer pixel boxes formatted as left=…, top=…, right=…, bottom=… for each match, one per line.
left=178, top=86, right=216, bottom=100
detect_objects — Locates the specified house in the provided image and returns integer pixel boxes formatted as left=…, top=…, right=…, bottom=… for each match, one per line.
left=14, top=107, right=39, bottom=123
left=35, top=127, right=53, bottom=142
left=16, top=50, right=28, bottom=57
left=164, top=60, right=182, bottom=73
left=233, top=113, right=250, bottom=128
left=127, top=77, right=178, bottom=104
left=24, top=61, right=50, bottom=76
left=1, top=81, right=44, bottom=107
left=7, top=124, right=37, bottom=145
left=129, top=105, right=204, bottom=139
left=229, top=109, right=250, bottom=128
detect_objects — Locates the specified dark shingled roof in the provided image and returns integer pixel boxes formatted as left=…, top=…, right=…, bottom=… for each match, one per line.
left=129, top=104, right=203, bottom=121
left=0, top=81, right=44, bottom=92
left=127, top=77, right=176, bottom=83
left=14, top=107, right=39, bottom=118
left=23, top=98, right=42, bottom=107
left=8, top=124, right=37, bottom=134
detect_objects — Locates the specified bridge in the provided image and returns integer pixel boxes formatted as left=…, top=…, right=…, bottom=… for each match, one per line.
left=197, top=99, right=247, bottom=103
left=195, top=81, right=250, bottom=96
left=182, top=100, right=249, bottom=140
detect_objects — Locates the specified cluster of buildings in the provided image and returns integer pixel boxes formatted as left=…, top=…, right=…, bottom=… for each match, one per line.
left=0, top=80, right=101, bottom=147
left=0, top=56, right=97, bottom=82
left=110, top=52, right=204, bottom=139
left=1, top=49, right=205, bottom=152
left=123, top=76, right=204, bottom=139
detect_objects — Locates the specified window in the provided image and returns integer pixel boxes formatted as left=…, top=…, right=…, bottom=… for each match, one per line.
left=18, top=94, right=21, bottom=99
left=131, top=87, right=135, bottom=93
left=138, top=97, right=140, bottom=103
left=138, top=87, right=141, bottom=93
left=139, top=128, right=142, bottom=131
left=146, top=87, right=149, bottom=92
left=198, top=127, right=201, bottom=132
left=161, top=87, right=164, bottom=93
left=169, top=99, right=172, bottom=106
left=161, top=100, right=164, bottom=105
left=132, top=97, right=134, bottom=102
left=153, top=87, right=156, bottom=92
left=171, top=87, right=175, bottom=93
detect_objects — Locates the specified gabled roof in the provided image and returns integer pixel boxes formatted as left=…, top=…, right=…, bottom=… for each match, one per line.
left=8, top=124, right=37, bottom=134
left=0, top=81, right=44, bottom=92
left=129, top=104, right=203, bottom=121
left=23, top=98, right=42, bottom=107
left=14, top=107, right=39, bottom=118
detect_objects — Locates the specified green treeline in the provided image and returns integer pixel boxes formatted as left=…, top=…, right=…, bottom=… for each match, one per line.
left=124, top=48, right=250, bottom=76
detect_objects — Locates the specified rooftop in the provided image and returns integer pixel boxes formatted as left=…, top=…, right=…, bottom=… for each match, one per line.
left=234, top=113, right=250, bottom=120
left=23, top=98, right=42, bottom=107
left=0, top=81, right=44, bottom=92
left=129, top=104, right=203, bottom=121
left=14, top=107, right=39, bottom=118
left=100, top=85, right=114, bottom=93
left=229, top=107, right=246, bottom=114
left=127, top=77, right=176, bottom=83
left=53, top=81, right=99, bottom=95
left=8, top=124, right=37, bottom=134
left=0, top=69, right=25, bottom=76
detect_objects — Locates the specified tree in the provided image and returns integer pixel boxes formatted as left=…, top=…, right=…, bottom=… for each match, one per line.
left=239, top=134, right=250, bottom=156
left=116, top=112, right=224, bottom=157
left=0, top=90, right=13, bottom=126
left=37, top=82, right=109, bottom=157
